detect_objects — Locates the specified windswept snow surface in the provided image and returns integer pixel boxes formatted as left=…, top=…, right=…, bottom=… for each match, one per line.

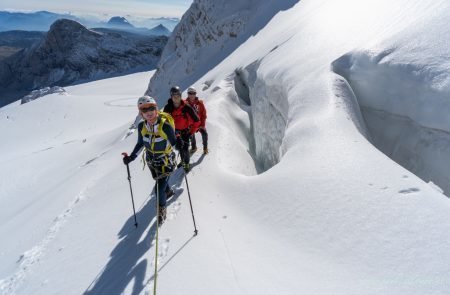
left=1, top=0, right=450, bottom=295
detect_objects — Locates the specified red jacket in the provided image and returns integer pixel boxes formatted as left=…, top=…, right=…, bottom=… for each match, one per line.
left=186, top=97, right=207, bottom=128
left=163, top=99, right=200, bottom=134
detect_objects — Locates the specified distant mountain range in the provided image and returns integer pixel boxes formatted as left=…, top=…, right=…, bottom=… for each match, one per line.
left=132, top=17, right=179, bottom=31
left=92, top=24, right=171, bottom=38
left=0, top=10, right=179, bottom=32
left=0, top=19, right=168, bottom=107
left=102, top=16, right=171, bottom=36
left=0, top=11, right=80, bottom=31
left=0, top=12, right=172, bottom=61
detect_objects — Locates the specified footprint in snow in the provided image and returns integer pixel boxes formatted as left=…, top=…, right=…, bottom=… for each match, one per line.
left=398, top=188, right=420, bottom=194
left=159, top=238, right=170, bottom=258
left=168, top=201, right=182, bottom=220
left=150, top=238, right=171, bottom=266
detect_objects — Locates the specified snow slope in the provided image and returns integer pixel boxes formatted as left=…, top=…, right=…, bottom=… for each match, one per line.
left=1, top=0, right=450, bottom=294
left=0, top=72, right=152, bottom=294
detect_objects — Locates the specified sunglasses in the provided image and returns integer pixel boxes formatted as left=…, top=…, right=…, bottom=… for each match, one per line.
left=188, top=92, right=196, bottom=95
left=140, top=106, right=156, bottom=113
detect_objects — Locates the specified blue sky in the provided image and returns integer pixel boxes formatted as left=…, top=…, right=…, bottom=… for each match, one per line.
left=1, top=0, right=193, bottom=18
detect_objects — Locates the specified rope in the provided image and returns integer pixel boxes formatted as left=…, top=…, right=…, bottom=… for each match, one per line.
left=153, top=173, right=160, bottom=295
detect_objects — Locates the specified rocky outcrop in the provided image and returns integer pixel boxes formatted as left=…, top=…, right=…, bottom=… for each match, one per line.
left=0, top=19, right=167, bottom=106
left=21, top=86, right=66, bottom=104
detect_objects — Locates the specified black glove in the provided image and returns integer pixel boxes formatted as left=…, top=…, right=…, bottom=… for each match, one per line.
left=123, top=154, right=137, bottom=165
left=175, top=137, right=183, bottom=151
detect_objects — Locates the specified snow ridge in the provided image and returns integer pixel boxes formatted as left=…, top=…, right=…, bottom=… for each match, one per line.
left=332, top=6, right=450, bottom=195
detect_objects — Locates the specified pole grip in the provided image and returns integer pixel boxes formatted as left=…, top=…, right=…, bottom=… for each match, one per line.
left=122, top=153, right=131, bottom=178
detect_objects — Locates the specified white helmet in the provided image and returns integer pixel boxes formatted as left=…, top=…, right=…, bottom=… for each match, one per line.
left=187, top=87, right=197, bottom=94
left=137, top=95, right=157, bottom=109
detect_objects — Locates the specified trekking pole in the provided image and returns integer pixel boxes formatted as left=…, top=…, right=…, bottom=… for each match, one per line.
left=121, top=153, right=138, bottom=228
left=184, top=174, right=198, bottom=236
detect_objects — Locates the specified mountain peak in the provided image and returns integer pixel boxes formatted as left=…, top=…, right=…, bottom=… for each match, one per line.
left=149, top=24, right=171, bottom=36
left=49, top=18, right=87, bottom=33
left=107, top=16, right=134, bottom=28
left=45, top=19, right=100, bottom=52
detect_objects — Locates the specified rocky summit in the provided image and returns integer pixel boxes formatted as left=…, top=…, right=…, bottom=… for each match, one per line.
left=0, top=18, right=167, bottom=107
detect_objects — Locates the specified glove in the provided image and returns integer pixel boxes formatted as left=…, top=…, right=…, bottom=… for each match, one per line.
left=175, top=137, right=183, bottom=151
left=123, top=154, right=136, bottom=165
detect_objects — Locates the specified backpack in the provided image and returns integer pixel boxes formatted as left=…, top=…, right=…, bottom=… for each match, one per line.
left=157, top=111, right=175, bottom=140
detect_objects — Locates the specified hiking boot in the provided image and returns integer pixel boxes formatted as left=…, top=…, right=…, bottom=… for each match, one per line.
left=166, top=188, right=174, bottom=199
left=203, top=148, right=209, bottom=154
left=158, top=206, right=167, bottom=223
left=182, top=162, right=190, bottom=172
left=190, top=147, right=197, bottom=154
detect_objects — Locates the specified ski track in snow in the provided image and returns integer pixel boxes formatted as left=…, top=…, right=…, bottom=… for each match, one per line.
left=0, top=189, right=89, bottom=295
left=103, top=97, right=136, bottom=108
left=398, top=187, right=421, bottom=194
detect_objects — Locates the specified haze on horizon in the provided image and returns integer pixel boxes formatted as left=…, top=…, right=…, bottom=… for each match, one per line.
left=1, top=0, right=193, bottom=18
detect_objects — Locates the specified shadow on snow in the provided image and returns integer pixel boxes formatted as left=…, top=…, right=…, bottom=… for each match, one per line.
left=84, top=168, right=193, bottom=295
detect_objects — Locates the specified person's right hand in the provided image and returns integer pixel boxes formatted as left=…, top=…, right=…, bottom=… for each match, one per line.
left=123, top=154, right=136, bottom=165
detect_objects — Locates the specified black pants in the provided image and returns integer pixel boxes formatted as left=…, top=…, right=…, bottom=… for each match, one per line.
left=176, top=129, right=191, bottom=165
left=147, top=152, right=175, bottom=207
left=191, top=128, right=208, bottom=149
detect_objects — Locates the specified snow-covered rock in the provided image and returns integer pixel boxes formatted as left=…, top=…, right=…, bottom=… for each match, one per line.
left=20, top=86, right=67, bottom=104
left=146, top=0, right=299, bottom=101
